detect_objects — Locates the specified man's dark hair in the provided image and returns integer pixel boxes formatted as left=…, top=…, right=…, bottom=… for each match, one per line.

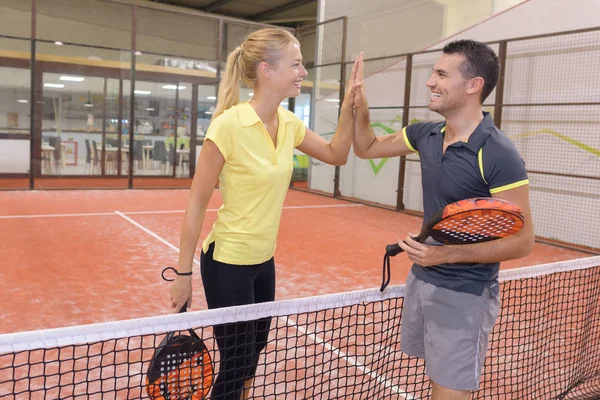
left=442, top=39, right=499, bottom=103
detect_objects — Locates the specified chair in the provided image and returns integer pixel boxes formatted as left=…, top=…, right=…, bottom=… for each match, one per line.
left=91, top=140, right=100, bottom=175
left=167, top=143, right=177, bottom=175
left=156, top=141, right=168, bottom=174
left=84, top=139, right=91, bottom=174
left=48, top=136, right=62, bottom=175
left=151, top=140, right=162, bottom=170
left=104, top=140, right=118, bottom=175
left=133, top=140, right=143, bottom=173
left=178, top=145, right=190, bottom=177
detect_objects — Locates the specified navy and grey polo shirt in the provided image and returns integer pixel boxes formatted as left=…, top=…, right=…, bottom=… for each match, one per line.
left=402, top=112, right=529, bottom=296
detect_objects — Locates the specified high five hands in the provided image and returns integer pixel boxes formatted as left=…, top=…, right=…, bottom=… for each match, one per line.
left=343, top=52, right=366, bottom=110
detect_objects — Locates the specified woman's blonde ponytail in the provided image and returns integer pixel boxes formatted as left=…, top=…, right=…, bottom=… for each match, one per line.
left=212, top=46, right=243, bottom=120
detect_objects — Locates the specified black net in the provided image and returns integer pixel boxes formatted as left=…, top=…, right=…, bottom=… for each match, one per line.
left=1, top=257, right=599, bottom=399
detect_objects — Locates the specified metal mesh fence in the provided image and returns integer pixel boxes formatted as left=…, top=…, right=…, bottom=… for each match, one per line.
left=137, top=8, right=219, bottom=60
left=296, top=18, right=346, bottom=194
left=339, top=56, right=406, bottom=207
left=304, top=23, right=600, bottom=253
left=0, top=2, right=598, bottom=253
left=36, top=0, right=132, bottom=49
left=313, top=18, right=345, bottom=67
left=499, top=31, right=600, bottom=250
left=0, top=0, right=31, bottom=39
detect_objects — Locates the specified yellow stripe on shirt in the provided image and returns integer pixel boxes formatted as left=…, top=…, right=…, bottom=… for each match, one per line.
left=478, top=148, right=488, bottom=184
left=402, top=127, right=417, bottom=153
left=489, top=179, right=529, bottom=194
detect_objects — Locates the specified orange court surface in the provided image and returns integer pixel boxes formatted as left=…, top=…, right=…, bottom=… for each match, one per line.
left=0, top=188, right=587, bottom=335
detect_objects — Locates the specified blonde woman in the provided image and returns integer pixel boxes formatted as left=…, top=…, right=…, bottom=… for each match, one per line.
left=169, top=28, right=363, bottom=399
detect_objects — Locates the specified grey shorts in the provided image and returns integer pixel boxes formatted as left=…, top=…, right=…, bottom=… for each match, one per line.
left=400, top=271, right=501, bottom=391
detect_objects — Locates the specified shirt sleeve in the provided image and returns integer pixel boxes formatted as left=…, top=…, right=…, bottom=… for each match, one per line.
left=403, top=121, right=440, bottom=153
left=204, top=114, right=235, bottom=160
left=481, top=136, right=529, bottom=194
left=294, top=118, right=307, bottom=147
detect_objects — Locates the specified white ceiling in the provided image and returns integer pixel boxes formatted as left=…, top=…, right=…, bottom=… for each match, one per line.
left=146, top=0, right=318, bottom=26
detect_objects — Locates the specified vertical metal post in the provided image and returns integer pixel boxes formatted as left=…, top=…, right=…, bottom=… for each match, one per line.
left=173, top=84, right=179, bottom=177
left=396, top=54, right=413, bottom=211
left=101, top=78, right=108, bottom=176
left=117, top=78, right=123, bottom=176
left=29, top=0, right=37, bottom=189
left=190, top=84, right=198, bottom=178
left=333, top=16, right=348, bottom=198
left=216, top=19, right=224, bottom=97
left=494, top=41, right=507, bottom=128
left=128, top=5, right=137, bottom=189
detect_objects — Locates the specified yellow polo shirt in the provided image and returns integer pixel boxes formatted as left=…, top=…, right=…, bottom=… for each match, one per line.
left=201, top=101, right=306, bottom=265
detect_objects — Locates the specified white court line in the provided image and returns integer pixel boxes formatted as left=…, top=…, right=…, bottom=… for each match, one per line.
left=0, top=204, right=364, bottom=220
left=283, top=317, right=414, bottom=399
left=0, top=212, right=115, bottom=219
left=124, top=203, right=364, bottom=215
left=115, top=209, right=413, bottom=400
left=113, top=211, right=198, bottom=265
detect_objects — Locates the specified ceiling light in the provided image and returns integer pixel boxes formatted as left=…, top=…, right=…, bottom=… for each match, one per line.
left=134, top=90, right=151, bottom=95
left=162, top=85, right=186, bottom=90
left=17, top=99, right=28, bottom=104
left=326, top=98, right=340, bottom=102
left=145, top=108, right=155, bottom=111
left=205, top=111, right=213, bottom=115
left=54, top=41, right=63, bottom=46
left=134, top=51, right=142, bottom=56
left=60, top=76, right=85, bottom=82
left=206, top=96, right=216, bottom=100
left=44, top=83, right=65, bottom=88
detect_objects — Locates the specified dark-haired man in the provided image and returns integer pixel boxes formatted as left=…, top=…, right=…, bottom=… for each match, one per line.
left=352, top=40, right=535, bottom=399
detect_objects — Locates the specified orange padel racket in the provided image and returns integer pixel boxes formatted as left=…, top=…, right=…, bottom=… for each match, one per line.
left=381, top=197, right=525, bottom=291
left=146, top=270, right=214, bottom=399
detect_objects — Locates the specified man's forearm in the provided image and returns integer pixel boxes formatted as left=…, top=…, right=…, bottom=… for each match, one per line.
left=353, top=105, right=376, bottom=155
left=445, top=233, right=534, bottom=264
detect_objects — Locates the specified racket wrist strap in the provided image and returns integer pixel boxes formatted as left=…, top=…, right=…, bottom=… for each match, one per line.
left=380, top=254, right=391, bottom=292
left=161, top=266, right=192, bottom=282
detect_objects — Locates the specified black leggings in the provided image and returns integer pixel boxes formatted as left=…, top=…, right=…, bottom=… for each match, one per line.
left=200, top=242, right=275, bottom=400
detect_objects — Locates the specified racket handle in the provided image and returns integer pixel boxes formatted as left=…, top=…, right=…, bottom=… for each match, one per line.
left=386, top=243, right=403, bottom=257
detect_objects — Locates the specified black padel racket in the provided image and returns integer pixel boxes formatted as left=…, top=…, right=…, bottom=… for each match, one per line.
left=381, top=197, right=525, bottom=291
left=146, top=269, right=214, bottom=399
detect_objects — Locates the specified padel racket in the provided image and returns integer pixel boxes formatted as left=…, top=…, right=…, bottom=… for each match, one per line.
left=146, top=269, right=214, bottom=399
left=381, top=197, right=525, bottom=291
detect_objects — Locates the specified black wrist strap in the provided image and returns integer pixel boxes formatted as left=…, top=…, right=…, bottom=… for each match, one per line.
left=162, top=266, right=192, bottom=282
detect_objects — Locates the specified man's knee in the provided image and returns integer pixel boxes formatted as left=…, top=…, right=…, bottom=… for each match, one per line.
left=431, top=380, right=472, bottom=400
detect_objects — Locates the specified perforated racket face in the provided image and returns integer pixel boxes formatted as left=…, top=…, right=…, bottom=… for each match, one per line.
left=146, top=335, right=213, bottom=400
left=430, top=208, right=524, bottom=244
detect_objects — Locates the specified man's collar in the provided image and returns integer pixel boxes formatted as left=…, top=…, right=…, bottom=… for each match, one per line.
left=431, top=112, right=494, bottom=153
